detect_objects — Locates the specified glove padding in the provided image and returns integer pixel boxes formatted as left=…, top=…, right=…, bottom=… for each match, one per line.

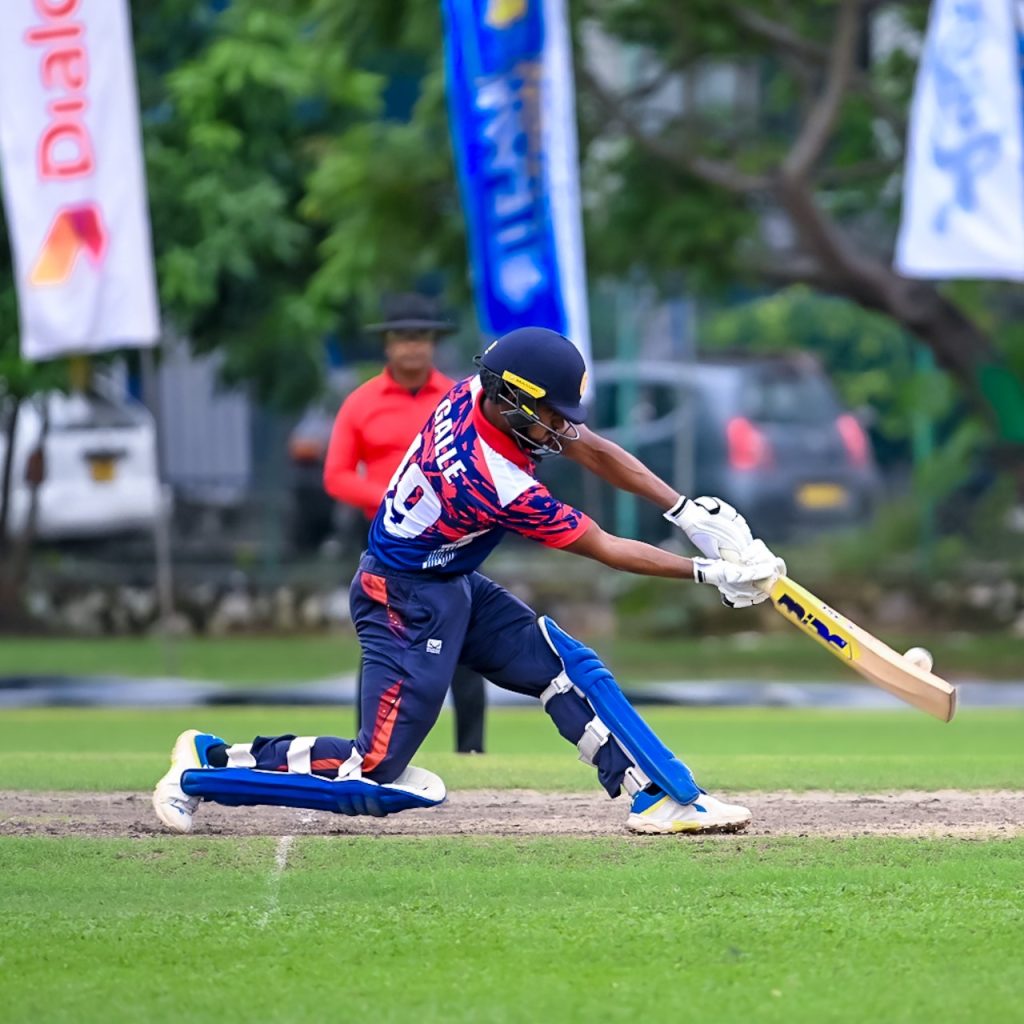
left=664, top=495, right=753, bottom=560
left=693, top=539, right=787, bottom=609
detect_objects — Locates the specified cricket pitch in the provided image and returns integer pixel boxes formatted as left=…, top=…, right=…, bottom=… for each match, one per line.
left=1, top=789, right=1022, bottom=839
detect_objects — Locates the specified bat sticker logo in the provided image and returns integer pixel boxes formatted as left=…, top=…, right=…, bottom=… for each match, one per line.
left=777, top=593, right=850, bottom=652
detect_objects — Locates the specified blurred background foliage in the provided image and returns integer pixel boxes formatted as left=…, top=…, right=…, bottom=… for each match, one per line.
left=9, top=0, right=1019, bottom=434
left=0, top=0, right=1021, bottom=593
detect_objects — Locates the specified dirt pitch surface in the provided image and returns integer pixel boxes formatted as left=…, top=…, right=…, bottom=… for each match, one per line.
left=1, top=789, right=1023, bottom=839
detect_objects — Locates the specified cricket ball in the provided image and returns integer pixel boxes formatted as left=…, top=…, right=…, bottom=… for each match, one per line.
left=903, top=646, right=934, bottom=673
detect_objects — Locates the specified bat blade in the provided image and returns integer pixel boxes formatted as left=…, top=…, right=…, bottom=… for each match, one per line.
left=768, top=576, right=957, bottom=722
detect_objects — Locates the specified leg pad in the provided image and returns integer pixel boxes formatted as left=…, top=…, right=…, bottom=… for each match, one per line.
left=181, top=767, right=445, bottom=818
left=539, top=616, right=701, bottom=805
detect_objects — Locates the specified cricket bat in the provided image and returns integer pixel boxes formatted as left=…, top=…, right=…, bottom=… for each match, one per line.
left=768, top=575, right=957, bottom=722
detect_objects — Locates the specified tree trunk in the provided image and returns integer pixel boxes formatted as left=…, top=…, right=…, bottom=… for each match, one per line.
left=0, top=395, right=40, bottom=630
left=0, top=395, right=22, bottom=561
left=10, top=396, right=49, bottom=590
left=776, top=177, right=1013, bottom=425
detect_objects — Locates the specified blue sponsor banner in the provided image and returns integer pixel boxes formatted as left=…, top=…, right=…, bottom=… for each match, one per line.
left=1018, top=1, right=1024, bottom=101
left=441, top=0, right=591, bottom=362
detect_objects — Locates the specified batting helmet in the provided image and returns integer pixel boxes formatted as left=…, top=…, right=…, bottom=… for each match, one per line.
left=475, top=327, right=589, bottom=459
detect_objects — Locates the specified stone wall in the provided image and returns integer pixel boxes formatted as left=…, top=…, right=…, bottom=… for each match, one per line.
left=17, top=551, right=1024, bottom=638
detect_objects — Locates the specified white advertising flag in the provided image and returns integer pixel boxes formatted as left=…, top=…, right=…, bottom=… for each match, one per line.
left=896, top=0, right=1024, bottom=280
left=0, top=0, right=160, bottom=361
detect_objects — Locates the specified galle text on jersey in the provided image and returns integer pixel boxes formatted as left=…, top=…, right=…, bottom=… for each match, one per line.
left=367, top=376, right=591, bottom=574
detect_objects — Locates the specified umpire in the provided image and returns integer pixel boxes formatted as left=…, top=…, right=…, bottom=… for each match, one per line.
left=323, top=293, right=487, bottom=753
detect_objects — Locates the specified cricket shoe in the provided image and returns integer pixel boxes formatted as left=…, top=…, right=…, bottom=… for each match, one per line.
left=627, top=788, right=751, bottom=835
left=152, top=729, right=225, bottom=834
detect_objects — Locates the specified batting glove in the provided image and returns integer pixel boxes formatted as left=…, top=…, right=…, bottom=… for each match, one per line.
left=693, top=547, right=786, bottom=609
left=665, top=495, right=754, bottom=560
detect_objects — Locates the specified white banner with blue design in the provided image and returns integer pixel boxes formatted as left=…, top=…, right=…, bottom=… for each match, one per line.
left=441, top=0, right=592, bottom=371
left=896, top=0, right=1024, bottom=280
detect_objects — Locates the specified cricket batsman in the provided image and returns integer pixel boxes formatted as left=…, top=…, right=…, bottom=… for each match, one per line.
left=153, top=327, right=783, bottom=835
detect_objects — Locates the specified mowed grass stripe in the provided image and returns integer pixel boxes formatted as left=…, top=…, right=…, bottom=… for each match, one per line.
left=2, top=630, right=1023, bottom=680
left=0, top=836, right=1021, bottom=1024
left=0, top=707, right=1021, bottom=792
left=1, top=752, right=1021, bottom=793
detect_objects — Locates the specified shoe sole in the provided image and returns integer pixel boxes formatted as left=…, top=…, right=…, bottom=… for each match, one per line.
left=627, top=816, right=752, bottom=836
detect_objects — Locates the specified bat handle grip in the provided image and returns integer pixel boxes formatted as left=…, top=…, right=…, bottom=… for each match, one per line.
left=720, top=548, right=778, bottom=594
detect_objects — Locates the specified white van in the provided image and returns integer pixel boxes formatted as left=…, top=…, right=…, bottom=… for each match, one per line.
left=0, top=388, right=163, bottom=540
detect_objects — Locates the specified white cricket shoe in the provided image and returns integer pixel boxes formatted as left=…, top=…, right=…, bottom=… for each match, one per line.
left=152, top=729, right=209, bottom=834
left=627, top=789, right=751, bottom=835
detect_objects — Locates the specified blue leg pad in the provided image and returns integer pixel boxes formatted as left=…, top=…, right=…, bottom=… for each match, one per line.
left=539, top=617, right=701, bottom=805
left=181, top=768, right=445, bottom=818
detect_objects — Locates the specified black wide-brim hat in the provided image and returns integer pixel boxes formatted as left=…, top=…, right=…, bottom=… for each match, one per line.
left=365, top=293, right=457, bottom=334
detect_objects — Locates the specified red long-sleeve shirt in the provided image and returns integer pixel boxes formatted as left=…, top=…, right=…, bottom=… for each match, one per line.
left=323, top=367, right=454, bottom=519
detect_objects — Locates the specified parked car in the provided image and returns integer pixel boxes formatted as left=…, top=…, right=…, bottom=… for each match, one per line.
left=582, top=353, right=882, bottom=540
left=288, top=352, right=881, bottom=549
left=0, top=387, right=163, bottom=540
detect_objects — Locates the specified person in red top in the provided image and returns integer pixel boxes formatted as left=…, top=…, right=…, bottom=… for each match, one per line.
left=323, top=293, right=487, bottom=753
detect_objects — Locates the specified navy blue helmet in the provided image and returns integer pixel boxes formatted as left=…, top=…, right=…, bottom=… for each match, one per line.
left=475, top=327, right=589, bottom=459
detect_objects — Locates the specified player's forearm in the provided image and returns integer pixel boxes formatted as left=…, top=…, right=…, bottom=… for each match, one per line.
left=601, top=537, right=694, bottom=578
left=566, top=526, right=694, bottom=579
left=569, top=431, right=678, bottom=510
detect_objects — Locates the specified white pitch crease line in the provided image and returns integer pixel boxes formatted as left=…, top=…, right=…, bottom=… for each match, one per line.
left=255, top=835, right=293, bottom=928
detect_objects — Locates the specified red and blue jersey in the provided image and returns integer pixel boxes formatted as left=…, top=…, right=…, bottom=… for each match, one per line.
left=367, top=376, right=591, bottom=574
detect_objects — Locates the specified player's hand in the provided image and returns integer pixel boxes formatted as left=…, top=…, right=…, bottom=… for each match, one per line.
left=738, top=538, right=786, bottom=579
left=692, top=546, right=786, bottom=609
left=692, top=553, right=782, bottom=589
left=664, top=495, right=754, bottom=560
left=722, top=539, right=787, bottom=607
left=716, top=582, right=770, bottom=609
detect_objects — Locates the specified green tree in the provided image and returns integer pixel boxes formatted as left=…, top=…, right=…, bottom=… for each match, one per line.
left=288, top=2, right=1024, bottom=453
left=0, top=1, right=380, bottom=620
left=704, top=286, right=921, bottom=458
left=702, top=286, right=991, bottom=519
left=138, top=0, right=382, bottom=409
left=577, top=1, right=1024, bottom=451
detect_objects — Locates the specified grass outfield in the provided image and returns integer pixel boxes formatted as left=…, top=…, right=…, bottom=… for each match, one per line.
left=0, top=706, right=1021, bottom=792
left=2, top=630, right=1023, bottom=682
left=1, top=835, right=1022, bottom=1023
left=2, top=707, right=1022, bottom=1023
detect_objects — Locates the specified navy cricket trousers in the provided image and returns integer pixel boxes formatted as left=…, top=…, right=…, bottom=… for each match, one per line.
left=245, top=554, right=634, bottom=797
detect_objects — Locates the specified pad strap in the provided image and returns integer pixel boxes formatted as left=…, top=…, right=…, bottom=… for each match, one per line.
left=622, top=765, right=652, bottom=797
left=226, top=743, right=256, bottom=768
left=539, top=670, right=574, bottom=709
left=334, top=748, right=363, bottom=781
left=286, top=736, right=316, bottom=774
left=577, top=716, right=611, bottom=766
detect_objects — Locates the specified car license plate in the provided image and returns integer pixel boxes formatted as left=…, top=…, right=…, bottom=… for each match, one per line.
left=797, top=483, right=847, bottom=509
left=89, top=457, right=117, bottom=483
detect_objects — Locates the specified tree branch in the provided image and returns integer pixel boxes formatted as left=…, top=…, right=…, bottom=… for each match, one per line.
left=783, top=0, right=861, bottom=181
left=726, top=4, right=828, bottom=64
left=817, top=157, right=900, bottom=186
left=729, top=4, right=907, bottom=142
left=742, top=249, right=839, bottom=291
left=579, top=62, right=771, bottom=194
